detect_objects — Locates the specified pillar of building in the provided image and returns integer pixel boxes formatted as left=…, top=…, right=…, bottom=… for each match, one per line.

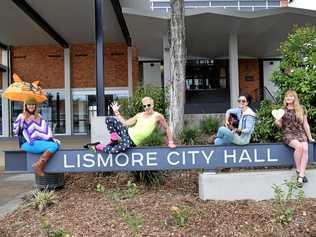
left=128, top=47, right=133, bottom=97
left=64, top=48, right=72, bottom=135
left=229, top=33, right=239, bottom=107
left=163, top=35, right=171, bottom=89
left=2, top=49, right=10, bottom=137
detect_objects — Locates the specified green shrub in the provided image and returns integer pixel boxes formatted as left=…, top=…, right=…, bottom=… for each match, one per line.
left=179, top=127, right=199, bottom=145
left=272, top=179, right=304, bottom=225
left=27, top=188, right=57, bottom=212
left=199, top=116, right=220, bottom=135
left=251, top=100, right=283, bottom=143
left=116, top=207, right=143, bottom=236
left=131, top=170, right=166, bottom=186
left=271, top=25, right=316, bottom=134
left=170, top=206, right=190, bottom=228
left=118, top=87, right=167, bottom=118
left=40, top=219, right=70, bottom=237
left=96, top=183, right=106, bottom=193
left=106, top=181, right=139, bottom=201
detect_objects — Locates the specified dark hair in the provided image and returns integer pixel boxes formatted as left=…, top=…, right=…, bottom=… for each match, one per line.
left=239, top=93, right=252, bottom=105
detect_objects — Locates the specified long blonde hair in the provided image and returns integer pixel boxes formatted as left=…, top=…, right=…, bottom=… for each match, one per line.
left=23, top=104, right=40, bottom=120
left=283, top=89, right=304, bottom=123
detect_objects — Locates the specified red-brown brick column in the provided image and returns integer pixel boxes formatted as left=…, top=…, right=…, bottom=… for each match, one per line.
left=239, top=59, right=260, bottom=102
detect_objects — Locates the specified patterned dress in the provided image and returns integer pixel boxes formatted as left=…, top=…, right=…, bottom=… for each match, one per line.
left=282, top=109, right=307, bottom=145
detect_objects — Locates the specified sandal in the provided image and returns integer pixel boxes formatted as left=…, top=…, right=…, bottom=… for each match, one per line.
left=297, top=176, right=304, bottom=188
left=296, top=170, right=308, bottom=183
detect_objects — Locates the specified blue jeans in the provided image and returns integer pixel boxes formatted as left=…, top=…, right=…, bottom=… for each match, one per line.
left=21, top=140, right=59, bottom=154
left=214, top=127, right=234, bottom=145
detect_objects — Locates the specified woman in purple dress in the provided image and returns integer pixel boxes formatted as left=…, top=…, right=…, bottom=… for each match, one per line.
left=13, top=96, right=59, bottom=176
left=274, top=90, right=314, bottom=187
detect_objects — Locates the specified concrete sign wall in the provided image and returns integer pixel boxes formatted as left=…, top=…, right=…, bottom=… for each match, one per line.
left=9, top=143, right=313, bottom=173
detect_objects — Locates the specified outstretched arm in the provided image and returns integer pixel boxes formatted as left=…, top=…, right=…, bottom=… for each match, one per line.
left=158, top=114, right=176, bottom=148
left=110, top=102, right=137, bottom=126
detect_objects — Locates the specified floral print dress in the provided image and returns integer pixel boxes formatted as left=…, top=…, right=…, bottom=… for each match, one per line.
left=282, top=109, right=307, bottom=144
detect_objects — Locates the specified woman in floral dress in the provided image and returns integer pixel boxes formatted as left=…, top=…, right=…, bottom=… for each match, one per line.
left=274, top=90, right=314, bottom=187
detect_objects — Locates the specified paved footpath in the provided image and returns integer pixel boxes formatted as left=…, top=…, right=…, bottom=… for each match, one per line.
left=0, top=135, right=90, bottom=219
left=0, top=173, right=34, bottom=219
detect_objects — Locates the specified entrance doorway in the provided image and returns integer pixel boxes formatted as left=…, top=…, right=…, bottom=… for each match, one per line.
left=185, top=59, right=230, bottom=114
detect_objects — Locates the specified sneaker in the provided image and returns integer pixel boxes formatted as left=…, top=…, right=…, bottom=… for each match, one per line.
left=83, top=142, right=100, bottom=149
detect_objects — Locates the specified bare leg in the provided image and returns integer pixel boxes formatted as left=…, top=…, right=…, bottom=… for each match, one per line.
left=299, top=142, right=309, bottom=178
left=288, top=140, right=303, bottom=173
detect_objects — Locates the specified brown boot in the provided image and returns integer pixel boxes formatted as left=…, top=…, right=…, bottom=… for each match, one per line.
left=32, top=151, right=54, bottom=176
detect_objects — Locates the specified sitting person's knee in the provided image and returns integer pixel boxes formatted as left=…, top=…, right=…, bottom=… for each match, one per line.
left=218, top=126, right=229, bottom=133
left=49, top=142, right=59, bottom=153
left=214, top=138, right=222, bottom=145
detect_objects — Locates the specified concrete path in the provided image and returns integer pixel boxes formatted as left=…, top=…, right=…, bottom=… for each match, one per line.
left=0, top=135, right=90, bottom=219
left=0, top=173, right=34, bottom=219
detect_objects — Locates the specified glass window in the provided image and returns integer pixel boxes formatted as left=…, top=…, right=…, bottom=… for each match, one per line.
left=185, top=60, right=230, bottom=114
left=11, top=101, right=23, bottom=130
left=72, top=90, right=129, bottom=134
left=41, top=92, right=65, bottom=134
left=151, top=0, right=281, bottom=11
left=72, top=94, right=90, bottom=134
left=153, top=2, right=170, bottom=7
left=185, top=1, right=210, bottom=7
left=268, top=0, right=280, bottom=7
left=211, top=1, right=238, bottom=7
left=11, top=91, right=66, bottom=135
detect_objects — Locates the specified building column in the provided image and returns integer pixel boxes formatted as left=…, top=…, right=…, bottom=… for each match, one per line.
left=95, top=0, right=105, bottom=116
left=64, top=48, right=72, bottom=135
left=127, top=47, right=133, bottom=97
left=163, top=35, right=171, bottom=89
left=229, top=33, right=239, bottom=107
left=2, top=49, right=10, bottom=137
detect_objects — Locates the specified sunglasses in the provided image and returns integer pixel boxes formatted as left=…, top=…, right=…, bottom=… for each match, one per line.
left=143, top=104, right=152, bottom=109
left=237, top=99, right=247, bottom=103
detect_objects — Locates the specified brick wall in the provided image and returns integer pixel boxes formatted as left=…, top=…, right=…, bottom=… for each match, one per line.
left=10, top=43, right=140, bottom=90
left=71, top=43, right=139, bottom=89
left=11, top=45, right=65, bottom=88
left=239, top=59, right=260, bottom=102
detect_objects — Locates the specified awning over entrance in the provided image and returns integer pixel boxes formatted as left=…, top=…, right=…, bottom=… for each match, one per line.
left=122, top=7, right=316, bottom=59
left=0, top=0, right=125, bottom=46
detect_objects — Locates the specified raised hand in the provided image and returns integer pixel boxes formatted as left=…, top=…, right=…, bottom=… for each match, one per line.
left=110, top=101, right=121, bottom=113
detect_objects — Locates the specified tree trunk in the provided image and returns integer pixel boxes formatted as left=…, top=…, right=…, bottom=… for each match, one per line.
left=168, top=0, right=186, bottom=137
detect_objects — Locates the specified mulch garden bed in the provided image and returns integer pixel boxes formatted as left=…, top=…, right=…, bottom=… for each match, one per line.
left=0, top=171, right=316, bottom=237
